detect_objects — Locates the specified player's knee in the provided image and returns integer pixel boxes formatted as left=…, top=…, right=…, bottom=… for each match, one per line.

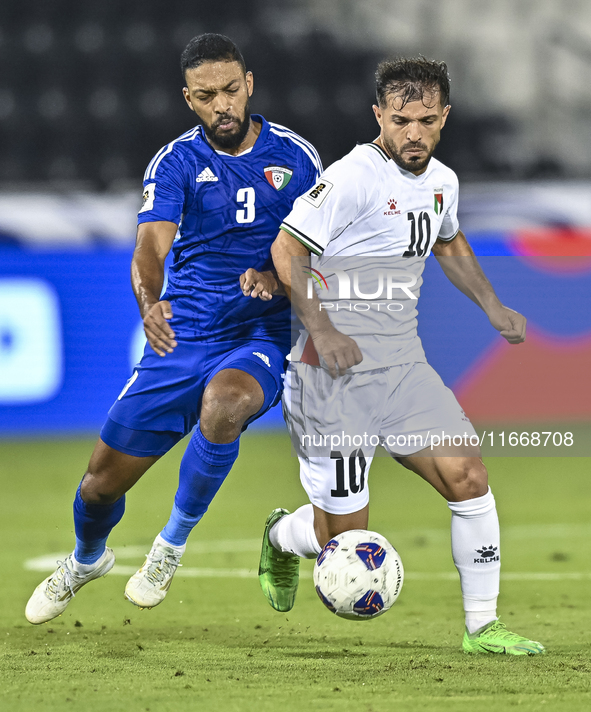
left=447, top=459, right=488, bottom=501
left=201, top=382, right=263, bottom=427
left=80, top=472, right=124, bottom=505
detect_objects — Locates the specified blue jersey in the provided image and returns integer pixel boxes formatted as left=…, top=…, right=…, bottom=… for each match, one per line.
left=137, top=115, right=321, bottom=346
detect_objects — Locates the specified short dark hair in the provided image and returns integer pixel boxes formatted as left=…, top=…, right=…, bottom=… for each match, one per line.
left=375, top=56, right=450, bottom=109
left=180, top=33, right=246, bottom=79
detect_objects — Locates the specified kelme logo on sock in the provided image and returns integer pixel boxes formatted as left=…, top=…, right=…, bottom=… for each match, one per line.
left=474, top=545, right=499, bottom=563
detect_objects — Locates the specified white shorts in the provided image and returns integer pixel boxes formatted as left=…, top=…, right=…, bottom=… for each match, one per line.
left=282, top=361, right=477, bottom=515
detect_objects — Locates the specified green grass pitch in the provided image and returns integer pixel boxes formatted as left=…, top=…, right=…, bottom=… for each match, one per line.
left=1, top=432, right=590, bottom=711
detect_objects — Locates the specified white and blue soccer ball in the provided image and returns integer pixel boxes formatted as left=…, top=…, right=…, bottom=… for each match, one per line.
left=313, top=530, right=403, bottom=620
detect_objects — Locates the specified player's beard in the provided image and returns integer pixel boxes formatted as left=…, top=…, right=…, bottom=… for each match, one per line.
left=382, top=136, right=435, bottom=173
left=202, top=101, right=252, bottom=150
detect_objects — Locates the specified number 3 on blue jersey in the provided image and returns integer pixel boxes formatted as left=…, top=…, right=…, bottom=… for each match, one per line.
left=236, top=187, right=256, bottom=224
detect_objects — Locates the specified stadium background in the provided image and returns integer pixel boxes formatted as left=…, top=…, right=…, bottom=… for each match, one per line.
left=1, top=0, right=590, bottom=438
left=1, top=3, right=590, bottom=710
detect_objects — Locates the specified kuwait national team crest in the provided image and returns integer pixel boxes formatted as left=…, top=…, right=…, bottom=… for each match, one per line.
left=264, top=165, right=293, bottom=190
left=434, top=188, right=444, bottom=215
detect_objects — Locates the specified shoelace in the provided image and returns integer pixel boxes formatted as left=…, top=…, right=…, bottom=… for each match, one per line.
left=46, top=558, right=77, bottom=601
left=144, top=551, right=182, bottom=586
left=481, top=621, right=522, bottom=641
left=270, top=550, right=299, bottom=587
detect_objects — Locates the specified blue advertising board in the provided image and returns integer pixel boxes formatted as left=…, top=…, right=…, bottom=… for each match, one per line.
left=1, top=240, right=590, bottom=434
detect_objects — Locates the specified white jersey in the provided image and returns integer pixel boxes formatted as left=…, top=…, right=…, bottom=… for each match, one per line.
left=281, top=142, right=460, bottom=371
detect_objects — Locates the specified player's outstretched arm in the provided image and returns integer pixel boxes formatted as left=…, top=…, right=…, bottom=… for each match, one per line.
left=271, top=230, right=363, bottom=377
left=132, top=221, right=178, bottom=357
left=432, top=230, right=526, bottom=344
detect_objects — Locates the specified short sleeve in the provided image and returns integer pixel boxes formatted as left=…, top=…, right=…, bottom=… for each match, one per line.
left=297, top=143, right=323, bottom=195
left=281, top=159, right=365, bottom=255
left=137, top=147, right=187, bottom=226
left=437, top=174, right=460, bottom=241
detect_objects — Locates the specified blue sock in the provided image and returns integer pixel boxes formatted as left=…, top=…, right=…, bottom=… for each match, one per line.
left=160, top=425, right=239, bottom=546
left=161, top=504, right=203, bottom=547
left=73, top=484, right=125, bottom=564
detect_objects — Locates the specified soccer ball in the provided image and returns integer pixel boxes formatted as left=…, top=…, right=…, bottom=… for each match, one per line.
left=313, top=530, right=403, bottom=620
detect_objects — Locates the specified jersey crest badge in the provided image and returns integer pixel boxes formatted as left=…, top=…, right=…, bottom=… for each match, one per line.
left=264, top=165, right=293, bottom=190
left=434, top=188, right=444, bottom=215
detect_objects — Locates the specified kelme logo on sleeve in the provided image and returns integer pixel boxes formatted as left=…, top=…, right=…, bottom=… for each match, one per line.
left=434, top=188, right=444, bottom=215
left=264, top=165, right=293, bottom=190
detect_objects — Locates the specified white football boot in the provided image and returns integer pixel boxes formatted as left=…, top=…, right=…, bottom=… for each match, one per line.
left=124, top=536, right=184, bottom=609
left=25, top=548, right=115, bottom=625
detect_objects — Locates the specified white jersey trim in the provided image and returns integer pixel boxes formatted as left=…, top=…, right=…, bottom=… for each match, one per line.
left=269, top=121, right=324, bottom=170
left=144, top=126, right=201, bottom=181
left=363, top=142, right=390, bottom=162
left=269, top=125, right=323, bottom=177
left=437, top=227, right=461, bottom=242
left=269, top=122, right=323, bottom=169
left=281, top=221, right=324, bottom=256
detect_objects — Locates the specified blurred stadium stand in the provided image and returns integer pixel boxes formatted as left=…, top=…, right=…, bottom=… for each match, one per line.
left=1, top=0, right=590, bottom=435
left=1, top=0, right=591, bottom=187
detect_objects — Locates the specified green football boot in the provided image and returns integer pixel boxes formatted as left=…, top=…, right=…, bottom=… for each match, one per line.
left=258, top=508, right=300, bottom=612
left=463, top=619, right=546, bottom=656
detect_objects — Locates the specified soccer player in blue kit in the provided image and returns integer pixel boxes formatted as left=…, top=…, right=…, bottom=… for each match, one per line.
left=26, top=33, right=321, bottom=623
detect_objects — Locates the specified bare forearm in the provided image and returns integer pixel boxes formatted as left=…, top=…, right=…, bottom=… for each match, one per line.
left=271, top=230, right=334, bottom=337
left=132, top=246, right=166, bottom=318
left=271, top=230, right=303, bottom=302
left=433, top=230, right=527, bottom=343
left=271, top=229, right=363, bottom=375
left=432, top=231, right=502, bottom=315
left=131, top=221, right=177, bottom=318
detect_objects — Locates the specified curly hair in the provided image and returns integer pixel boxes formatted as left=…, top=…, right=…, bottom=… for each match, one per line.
left=181, top=33, right=246, bottom=79
left=375, top=56, right=450, bottom=108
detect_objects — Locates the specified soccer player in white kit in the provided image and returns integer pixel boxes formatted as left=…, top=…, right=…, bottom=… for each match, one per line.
left=257, top=58, right=545, bottom=655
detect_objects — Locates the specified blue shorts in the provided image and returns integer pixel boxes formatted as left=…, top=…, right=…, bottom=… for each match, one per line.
left=101, top=337, right=287, bottom=457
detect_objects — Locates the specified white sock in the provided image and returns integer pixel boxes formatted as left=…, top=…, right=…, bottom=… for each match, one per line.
left=269, top=504, right=321, bottom=559
left=448, top=487, right=500, bottom=634
left=465, top=609, right=498, bottom=634
left=156, top=534, right=186, bottom=555
left=71, top=548, right=110, bottom=574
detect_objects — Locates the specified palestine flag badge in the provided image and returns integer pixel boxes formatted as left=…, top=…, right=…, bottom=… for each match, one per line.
left=264, top=165, right=293, bottom=190
left=434, top=188, right=444, bottom=215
